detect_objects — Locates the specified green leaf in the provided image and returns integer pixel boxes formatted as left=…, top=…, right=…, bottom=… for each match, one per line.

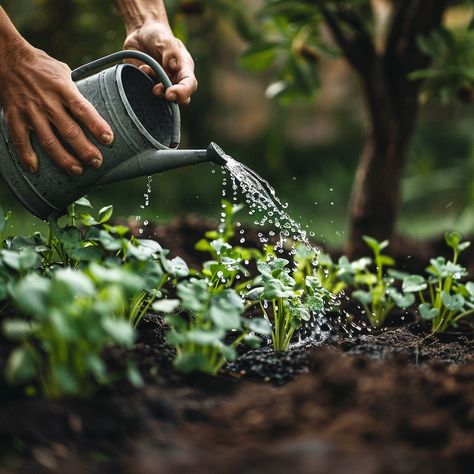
left=11, top=274, right=51, bottom=317
left=352, top=290, right=373, bottom=305
left=244, top=286, right=264, bottom=301
left=53, top=366, right=79, bottom=395
left=3, top=319, right=39, bottom=340
left=79, top=213, right=98, bottom=227
left=402, top=275, right=427, bottom=293
left=5, top=347, right=37, bottom=385
left=363, top=235, right=388, bottom=253
left=74, top=196, right=93, bottom=208
left=128, top=239, right=162, bottom=260
left=54, top=269, right=95, bottom=297
left=354, top=273, right=377, bottom=286
left=387, top=288, right=415, bottom=308
left=379, top=255, right=395, bottom=267
left=68, top=245, right=103, bottom=262
left=465, top=281, right=474, bottom=298
left=96, top=230, right=122, bottom=251
left=98, top=205, right=113, bottom=224
left=219, top=343, right=237, bottom=362
left=245, top=317, right=272, bottom=335
left=152, top=298, right=180, bottom=313
left=419, top=303, right=438, bottom=320
left=177, top=278, right=209, bottom=313
left=262, top=278, right=294, bottom=299
left=1, top=248, right=39, bottom=271
left=387, top=269, right=411, bottom=281
left=210, top=290, right=243, bottom=330
left=243, top=333, right=261, bottom=349
left=101, top=318, right=135, bottom=346
left=195, top=239, right=213, bottom=253
left=440, top=291, right=465, bottom=312
left=163, top=256, right=189, bottom=277
left=445, top=232, right=461, bottom=251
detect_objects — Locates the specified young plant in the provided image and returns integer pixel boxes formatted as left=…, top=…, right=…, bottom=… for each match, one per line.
left=351, top=236, right=414, bottom=328
left=401, top=232, right=474, bottom=333
left=160, top=278, right=270, bottom=374
left=244, top=257, right=328, bottom=351
left=293, top=244, right=347, bottom=296
left=195, top=199, right=262, bottom=293
left=3, top=267, right=143, bottom=398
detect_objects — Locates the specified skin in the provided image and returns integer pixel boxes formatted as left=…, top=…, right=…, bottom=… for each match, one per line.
left=0, top=1, right=197, bottom=176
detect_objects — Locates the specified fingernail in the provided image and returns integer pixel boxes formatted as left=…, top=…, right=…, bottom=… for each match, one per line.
left=167, top=92, right=177, bottom=101
left=101, top=131, right=113, bottom=144
left=91, top=158, right=102, bottom=169
left=71, top=165, right=83, bottom=176
left=28, top=164, right=37, bottom=173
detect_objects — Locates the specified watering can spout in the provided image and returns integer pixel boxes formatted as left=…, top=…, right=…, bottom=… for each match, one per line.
left=98, top=142, right=228, bottom=186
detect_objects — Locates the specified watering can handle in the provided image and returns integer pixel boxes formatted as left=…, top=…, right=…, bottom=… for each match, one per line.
left=71, top=50, right=180, bottom=148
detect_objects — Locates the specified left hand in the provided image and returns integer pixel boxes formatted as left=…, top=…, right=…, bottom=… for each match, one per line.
left=124, top=21, right=198, bottom=105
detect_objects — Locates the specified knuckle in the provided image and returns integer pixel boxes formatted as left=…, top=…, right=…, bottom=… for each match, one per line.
left=39, top=135, right=58, bottom=151
left=62, top=123, right=81, bottom=141
left=43, top=98, right=59, bottom=117
left=69, top=97, right=90, bottom=116
left=11, top=133, right=27, bottom=148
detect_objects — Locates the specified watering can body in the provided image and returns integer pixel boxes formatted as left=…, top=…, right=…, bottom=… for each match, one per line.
left=0, top=51, right=225, bottom=219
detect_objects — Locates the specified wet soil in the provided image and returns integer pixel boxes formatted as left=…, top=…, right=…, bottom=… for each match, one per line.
left=1, top=216, right=474, bottom=473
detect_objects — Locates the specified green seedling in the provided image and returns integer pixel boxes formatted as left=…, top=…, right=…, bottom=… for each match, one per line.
left=294, top=244, right=348, bottom=296
left=161, top=277, right=271, bottom=375
left=3, top=267, right=143, bottom=398
left=351, top=236, right=415, bottom=328
left=401, top=232, right=474, bottom=333
left=245, top=257, right=328, bottom=351
left=196, top=199, right=262, bottom=294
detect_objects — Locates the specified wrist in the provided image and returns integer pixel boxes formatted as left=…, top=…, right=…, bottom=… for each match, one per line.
left=0, top=8, right=32, bottom=65
left=114, top=0, right=170, bottom=34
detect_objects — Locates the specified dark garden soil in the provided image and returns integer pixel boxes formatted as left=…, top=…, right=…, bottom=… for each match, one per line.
left=1, top=216, right=474, bottom=474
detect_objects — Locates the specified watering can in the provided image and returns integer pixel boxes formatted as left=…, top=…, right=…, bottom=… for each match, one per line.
left=0, top=51, right=227, bottom=219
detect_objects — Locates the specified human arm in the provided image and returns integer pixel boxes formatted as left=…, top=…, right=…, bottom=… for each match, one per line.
left=113, top=0, right=198, bottom=105
left=0, top=7, right=114, bottom=175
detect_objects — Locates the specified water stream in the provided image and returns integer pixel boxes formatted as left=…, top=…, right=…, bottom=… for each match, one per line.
left=218, top=153, right=338, bottom=348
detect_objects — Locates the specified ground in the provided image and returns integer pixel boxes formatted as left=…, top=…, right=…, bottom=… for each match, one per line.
left=1, top=216, right=473, bottom=474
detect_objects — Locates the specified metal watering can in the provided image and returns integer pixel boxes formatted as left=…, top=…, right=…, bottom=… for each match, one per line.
left=0, top=51, right=227, bottom=219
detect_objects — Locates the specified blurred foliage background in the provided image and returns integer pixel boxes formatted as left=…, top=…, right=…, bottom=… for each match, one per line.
left=0, top=0, right=473, bottom=247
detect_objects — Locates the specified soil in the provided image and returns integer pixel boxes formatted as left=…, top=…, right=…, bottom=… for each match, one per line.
left=1, top=215, right=474, bottom=474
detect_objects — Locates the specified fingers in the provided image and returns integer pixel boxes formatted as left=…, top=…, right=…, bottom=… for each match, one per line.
left=136, top=47, right=197, bottom=105
left=62, top=85, right=114, bottom=146
left=52, top=108, right=103, bottom=169
left=9, top=113, right=37, bottom=172
left=30, top=111, right=84, bottom=176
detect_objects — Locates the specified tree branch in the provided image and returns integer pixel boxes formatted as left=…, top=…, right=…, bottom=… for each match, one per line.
left=315, top=2, right=376, bottom=74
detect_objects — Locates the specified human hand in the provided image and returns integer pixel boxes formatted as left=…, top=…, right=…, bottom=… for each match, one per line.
left=123, top=21, right=198, bottom=105
left=0, top=42, right=114, bottom=175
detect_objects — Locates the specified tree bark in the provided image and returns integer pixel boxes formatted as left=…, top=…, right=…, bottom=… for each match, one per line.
left=346, top=59, right=418, bottom=257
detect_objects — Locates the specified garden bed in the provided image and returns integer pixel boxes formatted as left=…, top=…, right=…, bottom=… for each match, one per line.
left=1, top=215, right=474, bottom=473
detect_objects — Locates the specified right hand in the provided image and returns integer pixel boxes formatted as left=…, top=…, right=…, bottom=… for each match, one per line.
left=0, top=42, right=114, bottom=176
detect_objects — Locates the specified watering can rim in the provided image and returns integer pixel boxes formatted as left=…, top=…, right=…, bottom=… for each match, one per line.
left=115, top=63, right=178, bottom=152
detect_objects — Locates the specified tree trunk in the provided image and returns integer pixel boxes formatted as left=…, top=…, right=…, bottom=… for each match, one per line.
left=346, top=58, right=419, bottom=257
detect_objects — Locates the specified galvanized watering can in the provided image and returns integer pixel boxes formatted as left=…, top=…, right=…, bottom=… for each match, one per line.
left=0, top=51, right=227, bottom=219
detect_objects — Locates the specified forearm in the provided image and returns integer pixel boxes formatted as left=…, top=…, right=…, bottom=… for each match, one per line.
left=113, top=0, right=170, bottom=33
left=0, top=7, right=28, bottom=57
